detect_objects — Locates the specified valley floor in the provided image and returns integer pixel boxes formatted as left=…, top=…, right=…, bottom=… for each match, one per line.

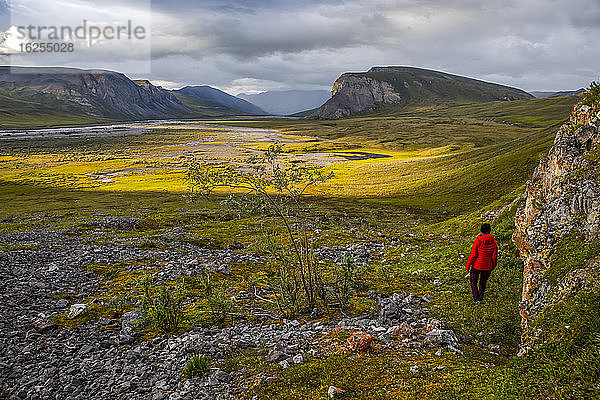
left=0, top=96, right=586, bottom=399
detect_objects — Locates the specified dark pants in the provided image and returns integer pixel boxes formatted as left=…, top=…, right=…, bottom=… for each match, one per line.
left=470, top=268, right=492, bottom=301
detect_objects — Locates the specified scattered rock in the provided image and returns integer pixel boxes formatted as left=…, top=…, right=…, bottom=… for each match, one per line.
left=68, top=303, right=87, bottom=319
left=346, top=331, right=375, bottom=352
left=32, top=318, right=57, bottom=333
left=424, top=329, right=459, bottom=347
left=120, top=310, right=140, bottom=335
left=226, top=241, right=245, bottom=251
left=420, top=295, right=432, bottom=303
left=328, top=385, right=345, bottom=398
left=292, top=354, right=304, bottom=364
left=393, top=322, right=414, bottom=337
left=56, top=299, right=69, bottom=308
left=266, top=349, right=285, bottom=363
left=0, top=226, right=448, bottom=400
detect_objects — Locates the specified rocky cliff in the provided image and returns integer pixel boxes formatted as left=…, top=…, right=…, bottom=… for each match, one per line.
left=310, top=66, right=533, bottom=119
left=311, top=74, right=402, bottom=119
left=0, top=67, right=189, bottom=119
left=514, top=97, right=600, bottom=355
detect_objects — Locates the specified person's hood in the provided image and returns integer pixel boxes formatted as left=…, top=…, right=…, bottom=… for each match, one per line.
left=477, top=234, right=496, bottom=245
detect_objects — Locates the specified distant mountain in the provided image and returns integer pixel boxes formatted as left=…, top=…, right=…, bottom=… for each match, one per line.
left=175, top=86, right=265, bottom=115
left=530, top=89, right=586, bottom=98
left=173, top=92, right=247, bottom=117
left=0, top=67, right=190, bottom=120
left=238, top=90, right=330, bottom=115
left=310, top=66, right=533, bottom=119
left=0, top=67, right=249, bottom=127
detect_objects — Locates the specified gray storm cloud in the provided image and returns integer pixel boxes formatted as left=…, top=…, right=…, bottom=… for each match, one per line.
left=1, top=0, right=599, bottom=93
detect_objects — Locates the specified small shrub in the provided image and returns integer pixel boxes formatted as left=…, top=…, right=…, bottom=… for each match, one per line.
left=141, top=276, right=186, bottom=333
left=334, top=255, right=357, bottom=307
left=207, top=288, right=232, bottom=324
left=275, top=257, right=301, bottom=318
left=582, top=81, right=600, bottom=107
left=183, top=271, right=213, bottom=297
left=182, top=354, right=211, bottom=379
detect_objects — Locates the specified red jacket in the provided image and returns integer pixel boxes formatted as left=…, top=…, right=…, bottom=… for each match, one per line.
left=466, top=234, right=498, bottom=271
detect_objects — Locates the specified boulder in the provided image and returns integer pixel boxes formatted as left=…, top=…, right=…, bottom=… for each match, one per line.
left=120, top=310, right=141, bottom=335
left=68, top=304, right=87, bottom=319
left=346, top=331, right=374, bottom=352
left=328, top=385, right=345, bottom=398
left=424, top=329, right=459, bottom=347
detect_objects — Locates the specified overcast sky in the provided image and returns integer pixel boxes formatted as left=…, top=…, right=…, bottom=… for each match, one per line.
left=1, top=0, right=599, bottom=94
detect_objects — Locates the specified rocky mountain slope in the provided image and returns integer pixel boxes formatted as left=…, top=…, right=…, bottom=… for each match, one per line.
left=238, top=90, right=330, bottom=115
left=174, top=86, right=265, bottom=115
left=514, top=94, right=600, bottom=355
left=311, top=66, right=533, bottom=119
left=0, top=67, right=190, bottom=120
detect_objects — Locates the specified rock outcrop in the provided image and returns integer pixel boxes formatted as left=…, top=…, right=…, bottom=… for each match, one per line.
left=312, top=74, right=402, bottom=119
left=514, top=99, right=600, bottom=355
left=310, top=66, right=533, bottom=119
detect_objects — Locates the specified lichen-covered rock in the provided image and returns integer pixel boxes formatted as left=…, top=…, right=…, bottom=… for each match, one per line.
left=514, top=100, right=600, bottom=355
left=346, top=331, right=374, bottom=352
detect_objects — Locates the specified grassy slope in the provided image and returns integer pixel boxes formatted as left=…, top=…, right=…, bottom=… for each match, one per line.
left=173, top=92, right=247, bottom=117
left=0, top=86, right=115, bottom=128
left=0, top=87, right=241, bottom=130
left=210, top=96, right=578, bottom=217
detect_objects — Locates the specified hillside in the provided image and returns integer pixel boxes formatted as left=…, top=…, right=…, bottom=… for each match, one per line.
left=0, top=67, right=189, bottom=120
left=509, top=97, right=600, bottom=391
left=238, top=90, right=330, bottom=115
left=173, top=92, right=246, bottom=117
left=531, top=88, right=586, bottom=98
left=310, top=66, right=533, bottom=119
left=0, top=67, right=245, bottom=129
left=174, top=86, right=266, bottom=115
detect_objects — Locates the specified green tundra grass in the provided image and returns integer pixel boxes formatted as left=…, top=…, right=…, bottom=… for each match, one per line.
left=2, top=94, right=594, bottom=399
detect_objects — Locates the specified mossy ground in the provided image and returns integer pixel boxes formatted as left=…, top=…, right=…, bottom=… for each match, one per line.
left=1, top=95, right=592, bottom=398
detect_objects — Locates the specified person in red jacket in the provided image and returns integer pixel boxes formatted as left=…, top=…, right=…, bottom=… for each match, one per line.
left=466, top=223, right=498, bottom=304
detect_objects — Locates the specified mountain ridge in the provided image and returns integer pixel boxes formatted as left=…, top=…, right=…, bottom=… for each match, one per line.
left=310, top=66, right=533, bottom=119
left=175, top=85, right=266, bottom=115
left=0, top=66, right=189, bottom=120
